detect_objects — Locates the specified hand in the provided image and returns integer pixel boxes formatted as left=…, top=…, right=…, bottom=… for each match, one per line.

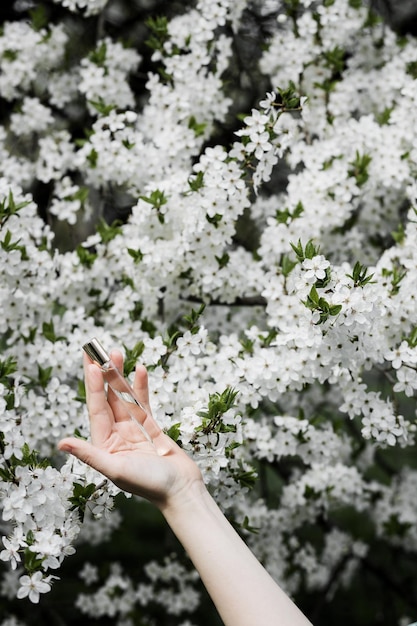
left=58, top=352, right=203, bottom=509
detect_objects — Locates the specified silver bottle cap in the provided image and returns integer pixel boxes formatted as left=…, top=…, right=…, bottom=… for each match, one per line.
left=83, top=337, right=111, bottom=366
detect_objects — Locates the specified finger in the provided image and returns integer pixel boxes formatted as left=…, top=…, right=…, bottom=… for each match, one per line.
left=133, top=364, right=165, bottom=441
left=133, top=364, right=155, bottom=427
left=132, top=364, right=150, bottom=409
left=106, top=349, right=139, bottom=423
left=84, top=361, right=114, bottom=446
left=58, top=437, right=115, bottom=481
left=109, top=349, right=124, bottom=371
left=58, top=436, right=173, bottom=500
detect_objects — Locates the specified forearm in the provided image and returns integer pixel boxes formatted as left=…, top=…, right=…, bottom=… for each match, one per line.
left=161, top=481, right=313, bottom=626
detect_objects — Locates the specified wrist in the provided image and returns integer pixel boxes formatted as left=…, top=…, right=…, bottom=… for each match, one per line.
left=159, top=476, right=210, bottom=518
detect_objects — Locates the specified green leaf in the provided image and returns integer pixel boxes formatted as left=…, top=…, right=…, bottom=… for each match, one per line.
left=37, top=365, right=53, bottom=389
left=139, top=190, right=168, bottom=223
left=76, top=245, right=97, bottom=268
left=329, top=304, right=342, bottom=316
left=216, top=253, right=230, bottom=269
left=1, top=230, right=28, bottom=259
left=391, top=222, right=405, bottom=244
left=347, top=261, right=375, bottom=287
left=323, top=46, right=346, bottom=74
left=239, top=336, right=254, bottom=354
left=197, top=387, right=239, bottom=435
left=165, top=423, right=181, bottom=442
left=313, top=78, right=338, bottom=95
left=406, top=327, right=417, bottom=348
left=188, top=171, right=204, bottom=192
left=29, top=4, right=49, bottom=31
left=304, top=485, right=321, bottom=500
left=281, top=254, right=297, bottom=277
left=88, top=99, right=116, bottom=116
left=69, top=186, right=89, bottom=204
left=89, top=41, right=107, bottom=66
left=18, top=444, right=50, bottom=470
left=97, top=219, right=123, bottom=243
left=376, top=106, right=393, bottom=126
left=127, top=248, right=144, bottom=264
left=315, top=267, right=331, bottom=289
left=239, top=515, right=260, bottom=534
left=290, top=238, right=304, bottom=262
left=122, top=139, right=135, bottom=150
left=87, top=148, right=98, bottom=168
left=230, top=466, right=258, bottom=490
left=292, top=201, right=304, bottom=219
left=183, top=304, right=206, bottom=331
left=0, top=356, right=17, bottom=382
left=42, top=320, right=66, bottom=343
left=348, top=151, right=372, bottom=187
left=277, top=82, right=302, bottom=110
left=303, top=288, right=341, bottom=324
left=69, top=482, right=98, bottom=523
left=306, top=285, right=319, bottom=306
left=261, top=329, right=278, bottom=347
left=383, top=513, right=412, bottom=538
left=206, top=213, right=223, bottom=227
left=304, top=240, right=317, bottom=259
left=318, top=297, right=329, bottom=312
left=24, top=549, right=45, bottom=574
left=0, top=465, right=16, bottom=482
left=290, top=238, right=319, bottom=262
left=2, top=49, right=18, bottom=62
left=141, top=318, right=157, bottom=337
left=21, top=327, right=37, bottom=344
left=382, top=264, right=406, bottom=295
left=275, top=201, right=304, bottom=226
left=406, top=61, right=417, bottom=79
left=275, top=208, right=291, bottom=224
left=145, top=16, right=169, bottom=52
left=122, top=341, right=145, bottom=376
left=76, top=379, right=86, bottom=403
left=188, top=115, right=207, bottom=137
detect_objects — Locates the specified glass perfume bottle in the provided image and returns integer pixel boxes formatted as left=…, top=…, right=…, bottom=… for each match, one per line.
left=83, top=337, right=170, bottom=456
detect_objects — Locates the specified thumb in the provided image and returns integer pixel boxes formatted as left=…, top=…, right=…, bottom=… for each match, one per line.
left=58, top=437, right=111, bottom=478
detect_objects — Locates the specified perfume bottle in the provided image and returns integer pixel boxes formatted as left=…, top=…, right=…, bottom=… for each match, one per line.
left=83, top=337, right=170, bottom=456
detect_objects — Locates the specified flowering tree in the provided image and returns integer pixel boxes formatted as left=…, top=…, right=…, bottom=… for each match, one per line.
left=0, top=0, right=417, bottom=624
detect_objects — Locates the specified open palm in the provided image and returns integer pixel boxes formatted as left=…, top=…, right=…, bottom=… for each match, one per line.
left=59, top=352, right=202, bottom=509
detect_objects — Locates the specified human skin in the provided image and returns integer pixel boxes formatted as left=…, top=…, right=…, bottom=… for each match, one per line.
left=58, top=352, right=313, bottom=626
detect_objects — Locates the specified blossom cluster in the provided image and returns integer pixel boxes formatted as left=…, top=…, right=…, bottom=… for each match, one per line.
left=74, top=557, right=200, bottom=626
left=0, top=0, right=416, bottom=623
